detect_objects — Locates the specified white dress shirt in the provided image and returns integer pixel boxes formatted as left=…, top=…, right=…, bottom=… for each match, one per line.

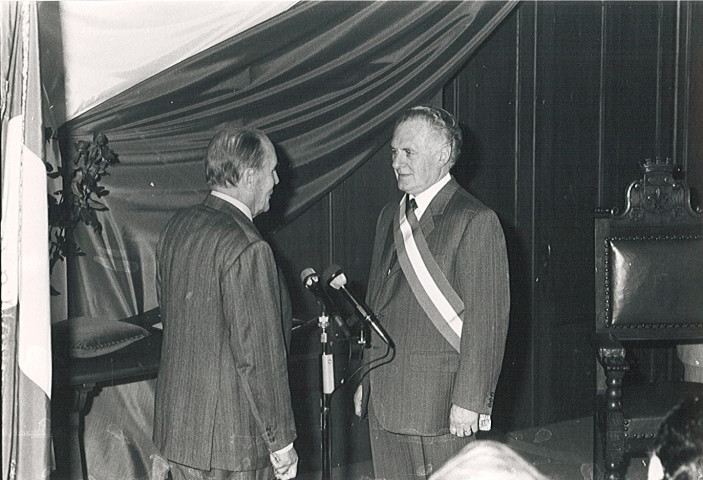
left=210, top=190, right=252, bottom=220
left=406, top=173, right=451, bottom=220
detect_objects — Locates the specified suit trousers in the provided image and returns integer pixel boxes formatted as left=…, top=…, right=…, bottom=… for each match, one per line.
left=168, top=460, right=274, bottom=480
left=369, top=404, right=472, bottom=480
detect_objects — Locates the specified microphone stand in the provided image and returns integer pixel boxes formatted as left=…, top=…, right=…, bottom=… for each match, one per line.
left=317, top=309, right=334, bottom=480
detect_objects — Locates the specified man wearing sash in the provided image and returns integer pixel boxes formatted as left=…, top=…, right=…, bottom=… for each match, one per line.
left=356, top=106, right=510, bottom=479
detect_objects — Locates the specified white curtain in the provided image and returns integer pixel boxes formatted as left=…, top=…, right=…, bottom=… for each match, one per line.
left=39, top=1, right=297, bottom=125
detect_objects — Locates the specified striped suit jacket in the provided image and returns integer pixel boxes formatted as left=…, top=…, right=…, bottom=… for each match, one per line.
left=154, top=194, right=296, bottom=471
left=366, top=178, right=510, bottom=436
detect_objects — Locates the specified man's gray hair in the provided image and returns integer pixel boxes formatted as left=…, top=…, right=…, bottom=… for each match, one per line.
left=204, top=126, right=269, bottom=187
left=395, top=105, right=463, bottom=167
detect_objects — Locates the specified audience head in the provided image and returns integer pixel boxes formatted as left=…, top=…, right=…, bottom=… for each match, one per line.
left=430, top=440, right=549, bottom=480
left=648, top=396, right=703, bottom=480
left=391, top=105, right=463, bottom=196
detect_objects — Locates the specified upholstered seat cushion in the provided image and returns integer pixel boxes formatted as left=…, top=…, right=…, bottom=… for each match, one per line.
left=52, top=316, right=150, bottom=358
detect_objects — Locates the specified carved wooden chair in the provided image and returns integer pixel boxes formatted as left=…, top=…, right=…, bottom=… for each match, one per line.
left=593, top=159, right=703, bottom=480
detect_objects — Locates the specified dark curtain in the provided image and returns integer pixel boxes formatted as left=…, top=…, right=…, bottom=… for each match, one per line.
left=58, top=0, right=517, bottom=319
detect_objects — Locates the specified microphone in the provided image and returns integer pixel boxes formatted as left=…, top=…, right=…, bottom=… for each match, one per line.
left=300, top=268, right=351, bottom=338
left=323, top=265, right=394, bottom=349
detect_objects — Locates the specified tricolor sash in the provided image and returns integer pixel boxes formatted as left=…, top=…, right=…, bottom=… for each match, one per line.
left=393, top=195, right=465, bottom=352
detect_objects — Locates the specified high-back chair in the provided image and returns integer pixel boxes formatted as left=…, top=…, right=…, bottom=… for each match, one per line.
left=593, top=158, right=703, bottom=480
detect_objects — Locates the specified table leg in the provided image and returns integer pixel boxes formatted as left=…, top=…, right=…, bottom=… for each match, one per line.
left=51, top=383, right=96, bottom=480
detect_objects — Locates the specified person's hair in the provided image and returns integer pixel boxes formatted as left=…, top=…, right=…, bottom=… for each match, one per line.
left=430, top=440, right=549, bottom=480
left=395, top=105, right=463, bottom=167
left=204, top=126, right=270, bottom=188
left=652, top=396, right=703, bottom=480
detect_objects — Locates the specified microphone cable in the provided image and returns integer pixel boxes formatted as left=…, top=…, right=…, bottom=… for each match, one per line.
left=331, top=340, right=394, bottom=396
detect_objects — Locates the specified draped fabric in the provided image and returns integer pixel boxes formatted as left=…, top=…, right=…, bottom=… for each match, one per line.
left=39, top=1, right=298, bottom=124
left=58, top=0, right=517, bottom=320
left=41, top=3, right=520, bottom=479
left=1, top=3, right=54, bottom=479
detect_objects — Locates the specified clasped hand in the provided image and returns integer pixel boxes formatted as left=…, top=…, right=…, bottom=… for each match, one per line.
left=270, top=447, right=298, bottom=480
left=449, top=404, right=478, bottom=437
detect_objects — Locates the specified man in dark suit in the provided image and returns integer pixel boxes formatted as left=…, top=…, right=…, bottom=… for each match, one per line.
left=356, top=106, right=510, bottom=479
left=154, top=126, right=298, bottom=480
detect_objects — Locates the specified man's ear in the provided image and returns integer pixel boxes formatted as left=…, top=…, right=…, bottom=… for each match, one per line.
left=242, top=167, right=255, bottom=190
left=438, top=143, right=452, bottom=167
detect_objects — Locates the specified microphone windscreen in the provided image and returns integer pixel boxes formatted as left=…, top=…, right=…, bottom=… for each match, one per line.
left=322, top=264, right=342, bottom=283
left=300, top=267, right=316, bottom=284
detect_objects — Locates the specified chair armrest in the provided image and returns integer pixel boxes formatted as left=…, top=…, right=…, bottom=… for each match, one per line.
left=121, top=307, right=162, bottom=329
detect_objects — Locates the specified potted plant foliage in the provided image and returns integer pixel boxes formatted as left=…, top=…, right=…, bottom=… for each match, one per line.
left=46, top=132, right=119, bottom=295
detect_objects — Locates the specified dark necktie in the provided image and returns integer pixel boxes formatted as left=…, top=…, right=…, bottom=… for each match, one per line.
left=387, top=195, right=417, bottom=274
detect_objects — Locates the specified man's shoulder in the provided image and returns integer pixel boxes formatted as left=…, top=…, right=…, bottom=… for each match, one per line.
left=380, top=192, right=405, bottom=217
left=162, top=201, right=261, bottom=248
left=441, top=185, right=501, bottom=231
left=165, top=203, right=232, bottom=230
left=450, top=186, right=492, bottom=213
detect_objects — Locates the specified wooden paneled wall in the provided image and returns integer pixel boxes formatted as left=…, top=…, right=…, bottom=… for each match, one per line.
left=264, top=1, right=702, bottom=468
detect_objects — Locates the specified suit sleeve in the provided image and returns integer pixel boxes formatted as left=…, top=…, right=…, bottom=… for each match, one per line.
left=155, top=230, right=165, bottom=314
left=358, top=206, right=393, bottom=418
left=222, top=240, right=297, bottom=452
left=278, top=268, right=293, bottom=354
left=451, top=209, right=510, bottom=415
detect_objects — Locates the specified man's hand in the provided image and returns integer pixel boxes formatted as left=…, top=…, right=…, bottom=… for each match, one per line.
left=449, top=404, right=479, bottom=437
left=354, top=385, right=363, bottom=417
left=270, top=446, right=298, bottom=480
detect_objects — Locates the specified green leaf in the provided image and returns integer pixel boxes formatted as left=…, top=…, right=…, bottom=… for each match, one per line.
left=102, top=150, right=118, bottom=164
left=47, top=132, right=119, bottom=295
left=75, top=140, right=90, bottom=153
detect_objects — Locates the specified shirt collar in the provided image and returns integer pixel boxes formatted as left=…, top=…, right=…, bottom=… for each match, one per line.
left=210, top=190, right=252, bottom=221
left=408, top=173, right=451, bottom=220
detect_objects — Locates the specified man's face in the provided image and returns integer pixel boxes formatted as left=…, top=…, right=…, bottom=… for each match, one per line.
left=251, top=140, right=279, bottom=217
left=390, top=118, right=447, bottom=196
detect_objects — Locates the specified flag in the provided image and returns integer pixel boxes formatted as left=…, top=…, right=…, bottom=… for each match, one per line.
left=2, top=2, right=54, bottom=479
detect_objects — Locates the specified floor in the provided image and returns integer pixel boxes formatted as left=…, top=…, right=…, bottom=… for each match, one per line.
left=296, top=416, right=651, bottom=480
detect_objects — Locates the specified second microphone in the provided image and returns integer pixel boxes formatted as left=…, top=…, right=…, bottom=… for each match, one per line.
left=300, top=267, right=352, bottom=339
left=322, top=264, right=394, bottom=349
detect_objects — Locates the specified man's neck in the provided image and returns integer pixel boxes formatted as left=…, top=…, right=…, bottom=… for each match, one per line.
left=211, top=187, right=254, bottom=220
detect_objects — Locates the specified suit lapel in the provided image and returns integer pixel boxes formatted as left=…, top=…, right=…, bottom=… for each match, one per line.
left=421, top=177, right=460, bottom=238
left=381, top=219, right=398, bottom=276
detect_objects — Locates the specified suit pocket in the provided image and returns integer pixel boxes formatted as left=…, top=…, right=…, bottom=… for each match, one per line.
left=410, top=351, right=459, bottom=373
